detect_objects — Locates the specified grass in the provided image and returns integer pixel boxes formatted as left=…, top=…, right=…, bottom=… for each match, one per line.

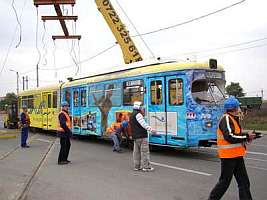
left=242, top=103, right=267, bottom=131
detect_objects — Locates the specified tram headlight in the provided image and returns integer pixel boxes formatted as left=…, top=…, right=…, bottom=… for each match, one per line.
left=205, top=121, right=212, bottom=128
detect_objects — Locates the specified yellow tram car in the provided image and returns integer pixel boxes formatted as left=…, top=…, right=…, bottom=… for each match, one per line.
left=18, top=84, right=63, bottom=131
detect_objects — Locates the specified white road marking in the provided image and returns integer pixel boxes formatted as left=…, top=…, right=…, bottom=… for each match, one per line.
left=151, top=161, right=212, bottom=176
left=247, top=165, right=267, bottom=171
left=246, top=157, right=267, bottom=162
left=247, top=151, right=267, bottom=156
left=35, top=138, right=53, bottom=143
left=251, top=144, right=267, bottom=147
left=209, top=147, right=267, bottom=156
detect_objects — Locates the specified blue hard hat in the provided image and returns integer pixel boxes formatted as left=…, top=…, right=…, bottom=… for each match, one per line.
left=121, top=120, right=128, bottom=128
left=61, top=101, right=69, bottom=107
left=224, top=96, right=240, bottom=110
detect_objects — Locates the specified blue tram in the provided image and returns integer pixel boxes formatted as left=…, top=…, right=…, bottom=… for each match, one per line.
left=61, top=59, right=225, bottom=148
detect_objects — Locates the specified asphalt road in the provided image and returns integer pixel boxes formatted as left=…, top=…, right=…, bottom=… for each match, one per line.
left=0, top=114, right=266, bottom=200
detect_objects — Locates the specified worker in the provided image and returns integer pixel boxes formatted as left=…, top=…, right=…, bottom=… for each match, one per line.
left=130, top=101, right=156, bottom=172
left=107, top=120, right=128, bottom=153
left=208, top=96, right=256, bottom=200
left=57, top=101, right=72, bottom=165
left=20, top=105, right=31, bottom=148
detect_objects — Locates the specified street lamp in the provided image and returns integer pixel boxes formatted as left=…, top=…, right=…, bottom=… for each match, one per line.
left=9, top=69, right=19, bottom=95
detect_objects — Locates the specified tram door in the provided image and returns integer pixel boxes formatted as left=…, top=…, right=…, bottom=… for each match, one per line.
left=41, top=92, right=54, bottom=130
left=72, top=88, right=81, bottom=134
left=148, top=75, right=187, bottom=145
left=148, top=77, right=166, bottom=144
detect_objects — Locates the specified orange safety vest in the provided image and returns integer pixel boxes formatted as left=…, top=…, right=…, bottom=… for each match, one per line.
left=106, top=122, right=121, bottom=134
left=57, top=111, right=72, bottom=133
left=217, top=114, right=246, bottom=158
left=25, top=112, right=30, bottom=125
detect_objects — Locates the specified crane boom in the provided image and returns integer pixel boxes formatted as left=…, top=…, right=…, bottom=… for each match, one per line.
left=95, top=0, right=143, bottom=64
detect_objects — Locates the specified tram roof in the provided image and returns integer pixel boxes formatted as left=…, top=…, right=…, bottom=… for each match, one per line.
left=63, top=60, right=224, bottom=88
left=18, top=83, right=62, bottom=96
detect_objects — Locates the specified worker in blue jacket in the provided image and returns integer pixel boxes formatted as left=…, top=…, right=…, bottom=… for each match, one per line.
left=20, top=105, right=30, bottom=148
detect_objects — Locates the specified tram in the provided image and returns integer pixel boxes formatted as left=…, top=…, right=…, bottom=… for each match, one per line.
left=18, top=59, right=225, bottom=148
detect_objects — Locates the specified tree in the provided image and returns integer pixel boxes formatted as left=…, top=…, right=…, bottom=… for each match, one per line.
left=225, top=82, right=245, bottom=97
left=0, top=93, right=17, bottom=111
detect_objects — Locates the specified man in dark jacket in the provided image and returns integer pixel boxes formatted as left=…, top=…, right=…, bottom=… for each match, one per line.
left=20, top=105, right=30, bottom=148
left=130, top=101, right=156, bottom=172
left=57, top=101, right=72, bottom=165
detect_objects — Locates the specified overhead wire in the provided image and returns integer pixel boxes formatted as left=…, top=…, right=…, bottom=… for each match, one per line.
left=35, top=7, right=41, bottom=67
left=39, top=43, right=117, bottom=71
left=11, top=0, right=22, bottom=48
left=41, top=21, right=48, bottom=66
left=115, top=0, right=155, bottom=58
left=198, top=43, right=267, bottom=59
left=132, top=0, right=246, bottom=37
left=177, top=36, right=267, bottom=56
left=0, top=0, right=27, bottom=77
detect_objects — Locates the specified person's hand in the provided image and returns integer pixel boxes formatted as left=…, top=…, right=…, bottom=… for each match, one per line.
left=151, top=129, right=157, bottom=134
left=247, top=132, right=256, bottom=143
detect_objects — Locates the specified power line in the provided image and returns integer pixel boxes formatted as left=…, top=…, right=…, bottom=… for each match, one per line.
left=12, top=0, right=22, bottom=48
left=177, top=36, right=267, bottom=56
left=39, top=43, right=117, bottom=71
left=199, top=43, right=267, bottom=59
left=133, top=0, right=246, bottom=37
left=115, top=0, right=155, bottom=58
left=0, top=0, right=27, bottom=77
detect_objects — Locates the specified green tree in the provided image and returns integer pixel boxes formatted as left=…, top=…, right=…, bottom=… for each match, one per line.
left=225, top=82, right=245, bottom=97
left=0, top=93, right=17, bottom=110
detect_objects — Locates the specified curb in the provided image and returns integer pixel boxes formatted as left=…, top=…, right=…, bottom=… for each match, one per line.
left=0, top=135, right=17, bottom=139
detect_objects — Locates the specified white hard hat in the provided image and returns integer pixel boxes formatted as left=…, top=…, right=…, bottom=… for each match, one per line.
left=133, top=101, right=142, bottom=110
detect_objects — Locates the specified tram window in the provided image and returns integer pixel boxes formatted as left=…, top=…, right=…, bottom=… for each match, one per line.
left=81, top=90, right=87, bottom=107
left=65, top=89, right=71, bottom=106
left=73, top=91, right=79, bottom=107
left=169, top=79, right=183, bottom=105
left=105, top=83, right=121, bottom=106
left=150, top=80, right=162, bottom=105
left=22, top=96, right=27, bottom=108
left=123, top=80, right=144, bottom=105
left=47, top=94, right=52, bottom=108
left=53, top=92, right=57, bottom=108
left=28, top=96, right=34, bottom=109
left=88, top=85, right=104, bottom=106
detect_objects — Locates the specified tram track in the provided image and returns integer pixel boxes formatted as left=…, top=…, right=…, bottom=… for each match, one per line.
left=15, top=137, right=57, bottom=200
left=0, top=133, right=39, bottom=161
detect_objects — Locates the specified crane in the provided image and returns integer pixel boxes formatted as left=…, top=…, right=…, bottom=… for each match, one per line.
left=95, top=0, right=143, bottom=64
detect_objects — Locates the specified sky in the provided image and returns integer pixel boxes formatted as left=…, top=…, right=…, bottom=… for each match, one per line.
left=0, top=0, right=266, bottom=99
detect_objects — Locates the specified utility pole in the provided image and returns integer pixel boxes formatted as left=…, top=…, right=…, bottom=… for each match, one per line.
left=22, top=76, right=25, bottom=90
left=26, top=76, right=28, bottom=90
left=9, top=69, right=19, bottom=95
left=36, top=64, right=39, bottom=87
left=261, top=89, right=264, bottom=99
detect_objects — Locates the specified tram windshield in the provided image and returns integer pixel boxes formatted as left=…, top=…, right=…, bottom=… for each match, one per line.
left=191, top=78, right=225, bottom=105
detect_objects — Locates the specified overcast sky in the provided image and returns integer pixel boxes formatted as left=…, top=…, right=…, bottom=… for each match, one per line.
left=0, top=0, right=266, bottom=99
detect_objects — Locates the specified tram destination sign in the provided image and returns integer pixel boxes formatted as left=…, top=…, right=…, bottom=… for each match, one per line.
left=206, top=71, right=224, bottom=79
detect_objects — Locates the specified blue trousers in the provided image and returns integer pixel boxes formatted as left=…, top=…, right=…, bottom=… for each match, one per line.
left=109, top=133, right=121, bottom=151
left=21, top=127, right=29, bottom=146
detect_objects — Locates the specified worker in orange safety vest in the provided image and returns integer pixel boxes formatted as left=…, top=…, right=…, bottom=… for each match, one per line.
left=57, top=101, right=72, bottom=165
left=208, top=96, right=256, bottom=200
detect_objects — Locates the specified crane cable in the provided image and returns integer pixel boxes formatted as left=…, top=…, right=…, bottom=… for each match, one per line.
left=114, top=0, right=155, bottom=58
left=133, top=0, right=246, bottom=37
